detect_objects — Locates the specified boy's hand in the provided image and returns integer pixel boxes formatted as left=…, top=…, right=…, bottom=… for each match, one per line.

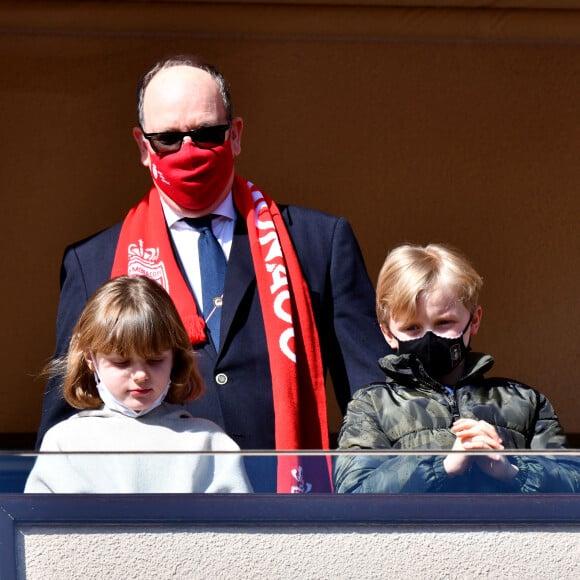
left=444, top=418, right=502, bottom=477
left=449, top=418, right=519, bottom=481
left=474, top=454, right=519, bottom=480
left=451, top=418, right=503, bottom=452
left=443, top=436, right=472, bottom=476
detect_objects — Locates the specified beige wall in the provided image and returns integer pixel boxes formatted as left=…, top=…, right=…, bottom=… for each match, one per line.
left=1, top=1, right=580, bottom=439
left=16, top=524, right=580, bottom=579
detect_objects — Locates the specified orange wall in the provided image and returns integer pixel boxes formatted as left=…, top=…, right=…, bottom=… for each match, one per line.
left=1, top=1, right=580, bottom=440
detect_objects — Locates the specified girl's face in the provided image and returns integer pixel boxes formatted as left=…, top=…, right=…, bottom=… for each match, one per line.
left=88, top=350, right=173, bottom=412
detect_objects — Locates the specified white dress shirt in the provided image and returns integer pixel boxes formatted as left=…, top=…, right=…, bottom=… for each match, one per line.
left=160, top=193, right=236, bottom=308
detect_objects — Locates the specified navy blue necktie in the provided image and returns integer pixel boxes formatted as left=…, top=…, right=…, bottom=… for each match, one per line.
left=183, top=216, right=226, bottom=347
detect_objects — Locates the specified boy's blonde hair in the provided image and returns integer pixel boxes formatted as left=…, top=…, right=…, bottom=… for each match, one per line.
left=59, top=275, right=204, bottom=409
left=376, top=243, right=483, bottom=327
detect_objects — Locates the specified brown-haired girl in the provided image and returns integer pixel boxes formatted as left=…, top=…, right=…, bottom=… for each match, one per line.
left=26, top=276, right=252, bottom=493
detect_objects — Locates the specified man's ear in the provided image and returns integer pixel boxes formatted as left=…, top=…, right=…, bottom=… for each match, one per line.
left=132, top=126, right=151, bottom=167
left=381, top=324, right=399, bottom=350
left=469, top=305, right=483, bottom=336
left=229, top=116, right=243, bottom=157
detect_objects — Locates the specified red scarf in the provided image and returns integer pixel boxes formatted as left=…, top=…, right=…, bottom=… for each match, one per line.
left=112, top=176, right=332, bottom=492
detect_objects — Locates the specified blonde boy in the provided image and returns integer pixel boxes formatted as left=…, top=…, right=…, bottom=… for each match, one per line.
left=334, top=243, right=577, bottom=494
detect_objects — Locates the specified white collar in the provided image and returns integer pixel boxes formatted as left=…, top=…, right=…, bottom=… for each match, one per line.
left=160, top=191, right=236, bottom=228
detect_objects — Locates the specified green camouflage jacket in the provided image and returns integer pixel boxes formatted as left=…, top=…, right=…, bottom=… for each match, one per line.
left=334, top=352, right=579, bottom=493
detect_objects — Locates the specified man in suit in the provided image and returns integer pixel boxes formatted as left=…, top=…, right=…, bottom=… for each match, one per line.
left=37, top=56, right=389, bottom=491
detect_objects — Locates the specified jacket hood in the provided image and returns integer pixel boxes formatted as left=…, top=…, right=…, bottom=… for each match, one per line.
left=378, top=351, right=495, bottom=389
left=76, top=402, right=193, bottom=422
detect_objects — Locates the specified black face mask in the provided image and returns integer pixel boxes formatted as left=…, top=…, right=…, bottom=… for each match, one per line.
left=394, top=317, right=472, bottom=379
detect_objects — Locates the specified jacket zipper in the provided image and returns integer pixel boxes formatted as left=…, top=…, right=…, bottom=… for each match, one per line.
left=443, top=386, right=460, bottom=421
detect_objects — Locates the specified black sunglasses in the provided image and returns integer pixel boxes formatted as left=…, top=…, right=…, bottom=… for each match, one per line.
left=142, top=124, right=230, bottom=153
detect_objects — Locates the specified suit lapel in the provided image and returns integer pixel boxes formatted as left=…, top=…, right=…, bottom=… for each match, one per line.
left=219, top=217, right=255, bottom=352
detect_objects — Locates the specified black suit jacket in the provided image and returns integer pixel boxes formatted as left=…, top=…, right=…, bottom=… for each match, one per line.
left=37, top=204, right=389, bottom=449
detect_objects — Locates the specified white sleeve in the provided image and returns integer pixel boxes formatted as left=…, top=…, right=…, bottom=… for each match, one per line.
left=205, top=431, right=253, bottom=493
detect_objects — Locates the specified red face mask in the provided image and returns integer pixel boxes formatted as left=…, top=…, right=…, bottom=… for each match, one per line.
left=148, top=140, right=235, bottom=211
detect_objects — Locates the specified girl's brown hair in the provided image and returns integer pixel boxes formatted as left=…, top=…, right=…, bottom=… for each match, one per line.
left=57, top=275, right=204, bottom=409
